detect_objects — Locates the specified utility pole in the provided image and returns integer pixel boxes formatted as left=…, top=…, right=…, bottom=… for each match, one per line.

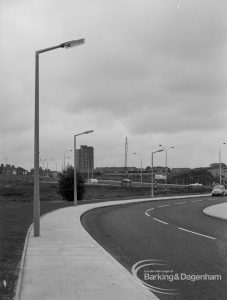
left=124, top=137, right=128, bottom=176
left=219, top=142, right=226, bottom=185
left=151, top=149, right=164, bottom=197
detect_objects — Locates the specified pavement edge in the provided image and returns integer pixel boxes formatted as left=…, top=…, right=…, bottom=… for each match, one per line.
left=13, top=223, right=33, bottom=300
left=203, top=203, right=227, bottom=221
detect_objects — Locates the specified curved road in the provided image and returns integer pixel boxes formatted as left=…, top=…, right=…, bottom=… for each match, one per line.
left=81, top=196, right=227, bottom=300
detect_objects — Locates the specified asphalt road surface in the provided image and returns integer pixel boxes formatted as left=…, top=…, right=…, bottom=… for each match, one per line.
left=89, top=179, right=190, bottom=188
left=81, top=196, right=227, bottom=300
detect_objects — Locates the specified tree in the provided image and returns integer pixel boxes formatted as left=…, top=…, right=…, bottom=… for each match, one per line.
left=58, top=166, right=85, bottom=201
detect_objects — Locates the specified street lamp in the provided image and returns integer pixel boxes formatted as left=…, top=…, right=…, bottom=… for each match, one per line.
left=151, top=149, right=164, bottom=198
left=159, top=145, right=174, bottom=195
left=34, top=38, right=85, bottom=237
left=74, top=130, right=94, bottom=206
left=133, top=152, right=143, bottom=182
left=219, top=142, right=226, bottom=184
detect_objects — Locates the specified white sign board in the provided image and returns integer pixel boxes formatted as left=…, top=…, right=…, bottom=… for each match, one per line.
left=155, top=174, right=166, bottom=180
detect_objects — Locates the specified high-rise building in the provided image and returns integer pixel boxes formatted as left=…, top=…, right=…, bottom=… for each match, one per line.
left=75, top=145, right=94, bottom=176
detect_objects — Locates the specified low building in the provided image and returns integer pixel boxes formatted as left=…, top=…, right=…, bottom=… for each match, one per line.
left=171, top=168, right=191, bottom=174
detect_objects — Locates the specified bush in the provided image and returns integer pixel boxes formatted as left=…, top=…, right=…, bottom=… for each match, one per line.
left=58, top=166, right=85, bottom=201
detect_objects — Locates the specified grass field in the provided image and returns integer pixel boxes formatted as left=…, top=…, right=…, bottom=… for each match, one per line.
left=0, top=178, right=211, bottom=300
left=0, top=178, right=72, bottom=300
left=83, top=184, right=211, bottom=202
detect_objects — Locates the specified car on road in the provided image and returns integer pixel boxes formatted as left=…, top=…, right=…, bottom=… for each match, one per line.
left=121, top=179, right=132, bottom=187
left=211, top=185, right=227, bottom=196
left=190, top=183, right=203, bottom=187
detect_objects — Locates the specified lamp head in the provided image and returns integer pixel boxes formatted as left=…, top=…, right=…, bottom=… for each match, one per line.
left=84, top=130, right=94, bottom=134
left=60, top=38, right=85, bottom=49
left=153, top=149, right=164, bottom=154
left=157, top=149, right=164, bottom=153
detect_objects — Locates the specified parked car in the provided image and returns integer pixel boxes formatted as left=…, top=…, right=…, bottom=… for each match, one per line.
left=87, top=178, right=98, bottom=184
left=211, top=185, right=227, bottom=196
left=121, top=178, right=132, bottom=187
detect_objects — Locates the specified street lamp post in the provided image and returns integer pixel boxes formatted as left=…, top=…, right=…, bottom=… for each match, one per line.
left=151, top=149, right=164, bottom=198
left=34, top=38, right=85, bottom=237
left=74, top=130, right=94, bottom=206
left=159, top=145, right=174, bottom=195
left=133, top=152, right=143, bottom=182
left=219, top=142, right=226, bottom=184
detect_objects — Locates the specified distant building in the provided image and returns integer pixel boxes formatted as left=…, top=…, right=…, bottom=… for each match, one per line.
left=171, top=168, right=191, bottom=174
left=16, top=167, right=28, bottom=175
left=153, top=166, right=167, bottom=172
left=210, top=163, right=226, bottom=168
left=95, top=167, right=125, bottom=174
left=0, top=164, right=28, bottom=175
left=95, top=166, right=144, bottom=174
left=75, top=145, right=94, bottom=176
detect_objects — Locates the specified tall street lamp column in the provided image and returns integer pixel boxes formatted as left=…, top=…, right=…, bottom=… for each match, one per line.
left=151, top=149, right=164, bottom=198
left=74, top=130, right=94, bottom=206
left=159, top=145, right=174, bottom=196
left=34, top=51, right=40, bottom=237
left=34, top=38, right=85, bottom=237
left=133, top=152, right=143, bottom=182
left=219, top=142, right=226, bottom=184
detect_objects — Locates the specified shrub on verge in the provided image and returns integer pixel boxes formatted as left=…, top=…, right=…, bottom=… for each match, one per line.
left=58, top=166, right=84, bottom=201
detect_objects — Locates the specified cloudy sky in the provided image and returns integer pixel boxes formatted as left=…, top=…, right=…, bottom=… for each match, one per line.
left=0, top=0, right=227, bottom=171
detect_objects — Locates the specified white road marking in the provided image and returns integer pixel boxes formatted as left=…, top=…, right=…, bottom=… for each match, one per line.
left=145, top=199, right=216, bottom=240
left=153, top=218, right=168, bottom=225
left=147, top=208, right=154, bottom=212
left=178, top=227, right=216, bottom=240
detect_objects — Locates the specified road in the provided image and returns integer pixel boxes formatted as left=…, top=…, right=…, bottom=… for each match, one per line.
left=81, top=196, right=227, bottom=300
left=86, top=179, right=198, bottom=188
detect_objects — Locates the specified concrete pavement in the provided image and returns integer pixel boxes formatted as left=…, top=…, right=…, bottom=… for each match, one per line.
left=203, top=201, right=227, bottom=221
left=16, top=194, right=211, bottom=300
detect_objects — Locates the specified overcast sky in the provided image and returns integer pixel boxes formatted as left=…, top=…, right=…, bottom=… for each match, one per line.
left=0, top=0, right=227, bottom=171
